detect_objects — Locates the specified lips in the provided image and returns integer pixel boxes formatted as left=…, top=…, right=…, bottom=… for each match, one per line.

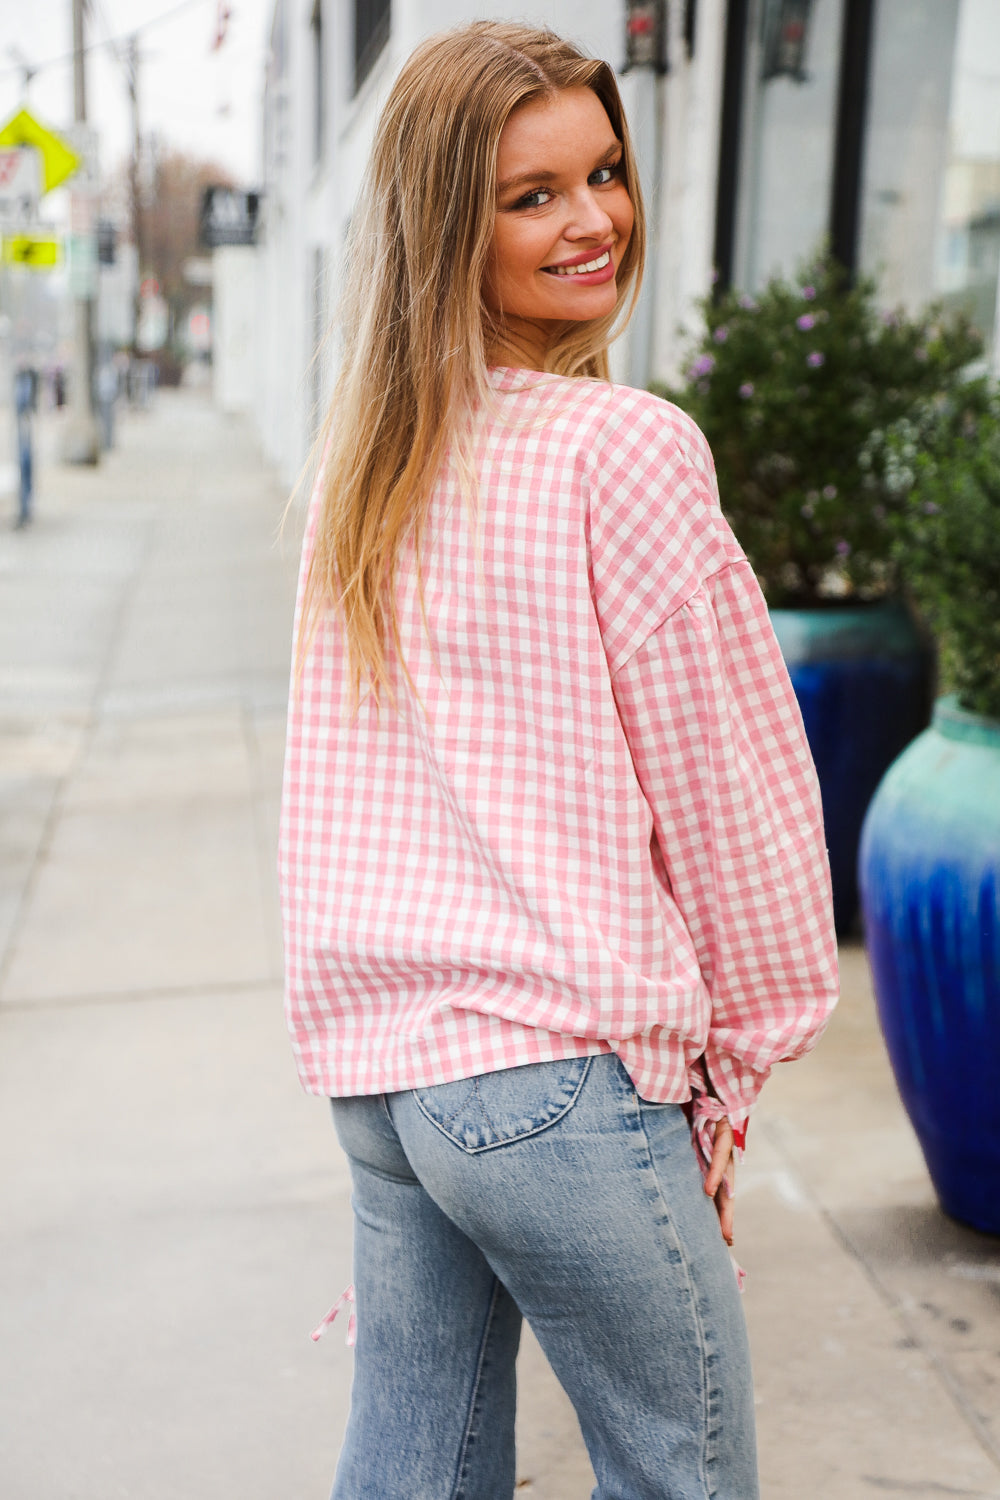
left=543, top=247, right=613, bottom=277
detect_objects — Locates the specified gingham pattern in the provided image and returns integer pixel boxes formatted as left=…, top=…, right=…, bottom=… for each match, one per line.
left=279, top=369, right=838, bottom=1134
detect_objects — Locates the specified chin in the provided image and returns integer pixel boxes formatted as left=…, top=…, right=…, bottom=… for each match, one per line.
left=555, top=293, right=618, bottom=324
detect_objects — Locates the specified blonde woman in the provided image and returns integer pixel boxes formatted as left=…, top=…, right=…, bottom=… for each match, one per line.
left=280, top=20, right=837, bottom=1499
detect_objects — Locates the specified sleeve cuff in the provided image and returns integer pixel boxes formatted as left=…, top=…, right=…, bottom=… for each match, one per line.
left=689, top=1092, right=749, bottom=1179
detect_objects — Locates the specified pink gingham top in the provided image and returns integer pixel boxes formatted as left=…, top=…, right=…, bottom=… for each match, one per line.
left=279, top=368, right=838, bottom=1153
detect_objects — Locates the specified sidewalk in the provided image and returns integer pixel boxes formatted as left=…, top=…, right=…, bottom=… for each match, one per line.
left=0, top=390, right=998, bottom=1499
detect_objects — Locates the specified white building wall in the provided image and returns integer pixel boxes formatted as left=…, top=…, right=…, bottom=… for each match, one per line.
left=255, top=0, right=316, bottom=487
left=648, top=0, right=728, bottom=383
left=213, top=246, right=258, bottom=414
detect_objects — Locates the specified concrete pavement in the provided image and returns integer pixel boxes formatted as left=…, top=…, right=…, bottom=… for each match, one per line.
left=1, top=389, right=998, bottom=1499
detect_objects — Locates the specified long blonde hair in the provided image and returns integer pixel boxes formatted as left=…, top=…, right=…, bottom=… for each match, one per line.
left=302, top=20, right=646, bottom=704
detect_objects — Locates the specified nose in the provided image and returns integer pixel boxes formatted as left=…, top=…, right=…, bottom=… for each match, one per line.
left=564, top=186, right=615, bottom=243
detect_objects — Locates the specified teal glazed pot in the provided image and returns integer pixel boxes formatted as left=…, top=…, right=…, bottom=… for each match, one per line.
left=859, top=698, right=1000, bottom=1234
left=770, top=600, right=934, bottom=934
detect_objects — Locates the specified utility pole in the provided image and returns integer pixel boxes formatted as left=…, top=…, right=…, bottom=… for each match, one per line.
left=127, top=34, right=142, bottom=354
left=61, top=0, right=100, bottom=464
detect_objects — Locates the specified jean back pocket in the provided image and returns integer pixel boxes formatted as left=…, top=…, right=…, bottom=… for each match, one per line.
left=413, top=1055, right=592, bottom=1153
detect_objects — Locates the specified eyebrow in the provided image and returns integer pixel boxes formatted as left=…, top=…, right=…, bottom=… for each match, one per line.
left=496, top=141, right=622, bottom=196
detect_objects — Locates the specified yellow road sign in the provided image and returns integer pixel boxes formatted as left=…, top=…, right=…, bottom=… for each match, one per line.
left=0, top=108, right=80, bottom=194
left=3, top=233, right=60, bottom=268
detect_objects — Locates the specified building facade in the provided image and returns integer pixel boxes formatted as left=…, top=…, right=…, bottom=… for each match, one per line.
left=252, top=0, right=1000, bottom=485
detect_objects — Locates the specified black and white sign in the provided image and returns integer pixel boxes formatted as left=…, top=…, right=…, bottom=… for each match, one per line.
left=200, top=187, right=260, bottom=248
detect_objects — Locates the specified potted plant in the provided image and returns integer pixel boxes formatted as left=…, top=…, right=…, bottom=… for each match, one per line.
left=662, top=252, right=981, bottom=931
left=859, top=390, right=1000, bottom=1234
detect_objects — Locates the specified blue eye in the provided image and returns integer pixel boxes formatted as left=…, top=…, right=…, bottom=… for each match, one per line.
left=507, top=158, right=622, bottom=210
left=513, top=187, right=553, bottom=210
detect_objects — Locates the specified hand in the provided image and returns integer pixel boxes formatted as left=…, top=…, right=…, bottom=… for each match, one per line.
left=704, top=1117, right=736, bottom=1246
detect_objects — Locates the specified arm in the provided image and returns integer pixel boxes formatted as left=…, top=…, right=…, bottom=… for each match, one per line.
left=612, top=558, right=839, bottom=1172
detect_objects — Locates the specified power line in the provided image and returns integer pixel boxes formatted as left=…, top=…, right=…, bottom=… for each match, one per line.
left=88, top=0, right=132, bottom=81
left=0, top=0, right=212, bottom=84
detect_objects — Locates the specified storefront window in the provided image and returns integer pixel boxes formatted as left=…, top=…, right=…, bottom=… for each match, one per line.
left=859, top=0, right=1000, bottom=368
left=935, top=0, right=1000, bottom=369
left=858, top=1, right=961, bottom=315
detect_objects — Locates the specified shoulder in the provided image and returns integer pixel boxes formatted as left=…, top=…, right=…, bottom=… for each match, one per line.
left=485, top=372, right=719, bottom=510
left=578, top=384, right=743, bottom=670
left=588, top=385, right=717, bottom=491
left=574, top=381, right=727, bottom=540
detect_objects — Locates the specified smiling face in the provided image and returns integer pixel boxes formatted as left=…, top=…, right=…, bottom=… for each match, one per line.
left=483, top=86, right=635, bottom=370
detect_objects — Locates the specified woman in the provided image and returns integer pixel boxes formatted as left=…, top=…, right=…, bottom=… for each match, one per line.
left=280, top=20, right=838, bottom=1499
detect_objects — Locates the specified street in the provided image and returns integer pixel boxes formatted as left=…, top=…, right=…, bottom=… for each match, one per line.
left=1, top=389, right=998, bottom=1499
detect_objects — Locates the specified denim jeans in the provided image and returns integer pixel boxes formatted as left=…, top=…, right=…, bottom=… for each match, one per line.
left=330, top=1052, right=759, bottom=1500
left=17, top=426, right=32, bottom=525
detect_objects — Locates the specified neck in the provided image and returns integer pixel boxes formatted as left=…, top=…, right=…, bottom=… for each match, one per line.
left=485, top=317, right=555, bottom=372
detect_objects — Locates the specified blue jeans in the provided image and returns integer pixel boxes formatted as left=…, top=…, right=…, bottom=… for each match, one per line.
left=17, top=425, right=32, bottom=525
left=330, top=1053, right=759, bottom=1500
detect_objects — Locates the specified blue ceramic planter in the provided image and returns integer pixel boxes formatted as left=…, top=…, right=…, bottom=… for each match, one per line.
left=859, top=698, right=1000, bottom=1234
left=770, top=600, right=933, bottom=934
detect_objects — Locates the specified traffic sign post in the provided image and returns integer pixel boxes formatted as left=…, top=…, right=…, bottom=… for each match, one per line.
left=60, top=0, right=101, bottom=465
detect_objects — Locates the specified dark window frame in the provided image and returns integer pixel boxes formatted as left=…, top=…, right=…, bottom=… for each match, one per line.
left=310, top=0, right=325, bottom=165
left=354, top=0, right=390, bottom=94
left=829, top=0, right=876, bottom=278
left=712, top=0, right=750, bottom=295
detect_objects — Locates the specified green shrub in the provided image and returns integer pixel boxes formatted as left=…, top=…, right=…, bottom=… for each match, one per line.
left=884, top=393, right=1000, bottom=720
left=659, top=252, right=982, bottom=606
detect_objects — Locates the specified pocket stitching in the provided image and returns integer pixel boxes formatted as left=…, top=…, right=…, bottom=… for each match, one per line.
left=471, top=1075, right=501, bottom=1139
left=413, top=1056, right=593, bottom=1155
left=436, top=1079, right=478, bottom=1131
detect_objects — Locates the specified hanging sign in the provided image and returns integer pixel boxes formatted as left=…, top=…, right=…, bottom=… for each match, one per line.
left=200, top=186, right=260, bottom=247
left=0, top=108, right=80, bottom=194
left=0, top=148, right=41, bottom=225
